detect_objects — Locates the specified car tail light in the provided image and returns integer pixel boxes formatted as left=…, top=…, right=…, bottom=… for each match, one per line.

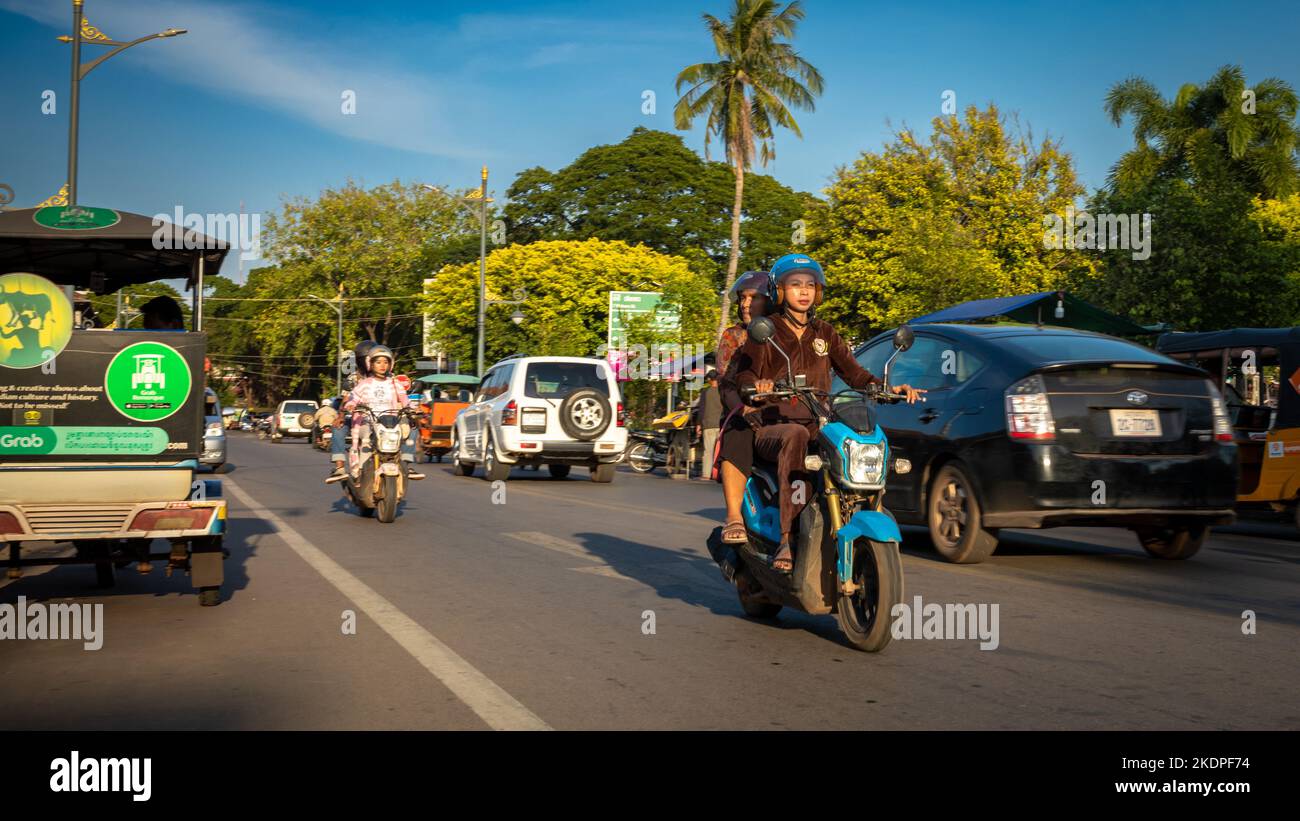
left=617, top=401, right=626, bottom=427
left=0, top=512, right=23, bottom=534
left=501, top=400, right=518, bottom=426
left=129, top=506, right=214, bottom=532
left=205, top=422, right=224, bottom=436
left=1005, top=375, right=1055, bottom=440
left=1208, top=383, right=1234, bottom=442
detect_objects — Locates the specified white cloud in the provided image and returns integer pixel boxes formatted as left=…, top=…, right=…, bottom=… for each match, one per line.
left=0, top=0, right=478, bottom=158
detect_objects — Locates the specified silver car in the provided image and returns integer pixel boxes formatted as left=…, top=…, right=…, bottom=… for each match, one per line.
left=202, top=388, right=227, bottom=472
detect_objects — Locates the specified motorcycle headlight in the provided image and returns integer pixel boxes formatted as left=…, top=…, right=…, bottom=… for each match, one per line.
left=378, top=430, right=403, bottom=452
left=843, top=440, right=885, bottom=487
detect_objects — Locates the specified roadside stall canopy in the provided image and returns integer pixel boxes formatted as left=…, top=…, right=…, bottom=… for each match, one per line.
left=0, top=206, right=227, bottom=292
left=909, top=291, right=1151, bottom=337
left=1157, top=327, right=1300, bottom=429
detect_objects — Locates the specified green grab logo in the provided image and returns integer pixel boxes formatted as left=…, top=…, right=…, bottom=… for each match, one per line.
left=0, top=426, right=167, bottom=455
left=104, top=341, right=192, bottom=422
left=33, top=205, right=122, bottom=231
left=0, top=427, right=55, bottom=454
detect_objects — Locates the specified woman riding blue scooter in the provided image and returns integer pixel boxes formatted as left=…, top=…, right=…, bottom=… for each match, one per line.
left=727, top=253, right=923, bottom=572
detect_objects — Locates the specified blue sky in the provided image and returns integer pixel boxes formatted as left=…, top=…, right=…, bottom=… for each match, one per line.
left=2, top=0, right=1296, bottom=279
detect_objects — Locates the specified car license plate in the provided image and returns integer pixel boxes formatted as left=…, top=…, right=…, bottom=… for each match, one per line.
left=522, top=410, right=547, bottom=429
left=1109, top=409, right=1161, bottom=437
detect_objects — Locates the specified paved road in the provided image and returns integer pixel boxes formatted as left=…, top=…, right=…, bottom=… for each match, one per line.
left=2, top=433, right=1297, bottom=730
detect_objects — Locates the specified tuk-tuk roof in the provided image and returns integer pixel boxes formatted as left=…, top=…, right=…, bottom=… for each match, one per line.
left=0, top=206, right=228, bottom=291
left=416, top=373, right=480, bottom=386
left=1156, top=327, right=1300, bottom=354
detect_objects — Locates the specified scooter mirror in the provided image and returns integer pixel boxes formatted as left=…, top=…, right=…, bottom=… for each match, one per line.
left=748, top=315, right=776, bottom=343
left=893, top=325, right=915, bottom=352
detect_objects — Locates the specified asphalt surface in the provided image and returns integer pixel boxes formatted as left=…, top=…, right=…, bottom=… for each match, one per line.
left=1, top=432, right=1297, bottom=730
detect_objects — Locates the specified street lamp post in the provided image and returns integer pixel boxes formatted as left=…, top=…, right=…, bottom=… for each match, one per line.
left=60, top=0, right=187, bottom=207
left=476, top=166, right=488, bottom=376
left=307, top=288, right=344, bottom=394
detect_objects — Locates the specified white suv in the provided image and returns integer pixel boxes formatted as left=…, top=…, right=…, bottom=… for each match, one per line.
left=451, top=355, right=628, bottom=482
left=272, top=399, right=319, bottom=442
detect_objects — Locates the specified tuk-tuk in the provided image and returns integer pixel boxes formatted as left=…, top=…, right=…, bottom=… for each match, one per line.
left=1157, top=328, right=1300, bottom=527
left=0, top=205, right=228, bottom=605
left=413, top=374, right=478, bottom=462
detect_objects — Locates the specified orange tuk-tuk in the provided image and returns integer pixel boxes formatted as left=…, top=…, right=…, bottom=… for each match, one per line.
left=413, top=374, right=478, bottom=462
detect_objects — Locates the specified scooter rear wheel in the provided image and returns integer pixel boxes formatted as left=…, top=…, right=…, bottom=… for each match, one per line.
left=736, top=566, right=781, bottom=619
left=836, top=539, right=903, bottom=652
left=627, top=443, right=656, bottom=473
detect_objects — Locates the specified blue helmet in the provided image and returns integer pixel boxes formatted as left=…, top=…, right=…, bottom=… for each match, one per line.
left=768, top=253, right=826, bottom=307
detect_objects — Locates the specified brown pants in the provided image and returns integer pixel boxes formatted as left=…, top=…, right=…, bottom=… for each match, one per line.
left=753, top=423, right=812, bottom=540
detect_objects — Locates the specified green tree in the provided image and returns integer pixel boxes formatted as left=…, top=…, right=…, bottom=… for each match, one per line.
left=422, top=238, right=717, bottom=372
left=504, top=127, right=810, bottom=279
left=807, top=105, right=1095, bottom=338
left=1105, top=66, right=1299, bottom=199
left=674, top=0, right=823, bottom=342
left=1082, top=68, right=1300, bottom=329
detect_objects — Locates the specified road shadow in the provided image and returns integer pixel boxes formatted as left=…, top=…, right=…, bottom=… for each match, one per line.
left=0, top=515, right=274, bottom=609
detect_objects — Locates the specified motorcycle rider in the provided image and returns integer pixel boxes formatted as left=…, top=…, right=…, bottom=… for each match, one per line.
left=714, top=271, right=771, bottom=544
left=329, top=344, right=424, bottom=483
left=326, top=339, right=375, bottom=483
left=729, top=253, right=923, bottom=572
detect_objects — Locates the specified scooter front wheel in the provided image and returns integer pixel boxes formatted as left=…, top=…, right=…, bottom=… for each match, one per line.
left=836, top=539, right=903, bottom=652
left=377, top=474, right=399, bottom=523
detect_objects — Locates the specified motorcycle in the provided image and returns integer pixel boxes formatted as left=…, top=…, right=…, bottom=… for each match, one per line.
left=320, top=404, right=418, bottom=523
left=625, top=429, right=668, bottom=473
left=705, top=319, right=919, bottom=652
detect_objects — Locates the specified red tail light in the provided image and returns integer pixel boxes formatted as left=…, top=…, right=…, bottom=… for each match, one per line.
left=0, top=512, right=23, bottom=534
left=129, top=506, right=214, bottom=532
left=501, top=400, right=518, bottom=426
left=1005, top=375, right=1056, bottom=441
left=617, top=401, right=626, bottom=427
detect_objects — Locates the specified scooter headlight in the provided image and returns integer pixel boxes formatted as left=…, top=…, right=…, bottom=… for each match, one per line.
left=844, top=440, right=885, bottom=487
left=378, top=429, right=403, bottom=453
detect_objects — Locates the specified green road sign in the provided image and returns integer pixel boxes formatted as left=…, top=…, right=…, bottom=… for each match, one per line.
left=608, top=291, right=680, bottom=349
left=104, top=341, right=193, bottom=422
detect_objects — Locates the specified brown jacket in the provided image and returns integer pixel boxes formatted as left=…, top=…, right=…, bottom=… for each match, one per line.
left=724, top=316, right=878, bottom=427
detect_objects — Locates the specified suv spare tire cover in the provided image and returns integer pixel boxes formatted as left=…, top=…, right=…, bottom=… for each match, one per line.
left=559, top=388, right=612, bottom=441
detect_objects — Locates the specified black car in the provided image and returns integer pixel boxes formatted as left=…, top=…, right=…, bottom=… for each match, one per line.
left=836, top=324, right=1238, bottom=563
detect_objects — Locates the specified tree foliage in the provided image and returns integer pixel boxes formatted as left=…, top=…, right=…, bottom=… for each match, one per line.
left=807, top=104, right=1096, bottom=339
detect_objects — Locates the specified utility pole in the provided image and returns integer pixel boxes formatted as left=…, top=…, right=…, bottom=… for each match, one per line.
left=476, top=165, right=488, bottom=376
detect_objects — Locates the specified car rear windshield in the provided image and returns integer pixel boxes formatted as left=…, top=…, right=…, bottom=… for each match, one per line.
left=282, top=402, right=316, bottom=414
left=524, top=362, right=609, bottom=398
left=998, top=335, right=1172, bottom=365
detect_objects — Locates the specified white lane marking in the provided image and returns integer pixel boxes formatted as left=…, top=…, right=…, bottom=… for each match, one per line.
left=223, top=478, right=550, bottom=731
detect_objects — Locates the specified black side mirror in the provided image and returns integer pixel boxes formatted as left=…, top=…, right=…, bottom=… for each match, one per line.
left=748, top=316, right=776, bottom=343
left=893, top=325, right=915, bottom=352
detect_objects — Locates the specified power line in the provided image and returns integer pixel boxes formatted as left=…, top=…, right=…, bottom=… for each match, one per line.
left=203, top=313, right=425, bottom=325
left=203, top=295, right=425, bottom=302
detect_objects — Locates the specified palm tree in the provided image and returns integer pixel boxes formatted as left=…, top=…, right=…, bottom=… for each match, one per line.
left=674, top=0, right=823, bottom=343
left=1105, top=65, right=1299, bottom=198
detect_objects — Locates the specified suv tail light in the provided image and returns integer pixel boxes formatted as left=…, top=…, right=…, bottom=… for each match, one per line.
left=1208, top=383, right=1234, bottom=442
left=1005, top=374, right=1055, bottom=440
left=617, top=401, right=626, bottom=427
left=501, top=400, right=518, bottom=426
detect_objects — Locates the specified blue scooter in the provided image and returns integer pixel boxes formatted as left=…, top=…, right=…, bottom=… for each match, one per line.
left=707, top=320, right=918, bottom=652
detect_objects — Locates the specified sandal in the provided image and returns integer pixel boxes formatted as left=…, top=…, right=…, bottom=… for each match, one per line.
left=771, top=542, right=794, bottom=574
left=722, top=520, right=747, bottom=544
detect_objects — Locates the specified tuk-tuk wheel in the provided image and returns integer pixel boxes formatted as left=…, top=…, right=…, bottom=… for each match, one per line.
left=198, top=586, right=221, bottom=607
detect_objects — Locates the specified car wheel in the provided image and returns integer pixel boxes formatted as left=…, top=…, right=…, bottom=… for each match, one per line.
left=591, top=463, right=616, bottom=483
left=927, top=462, right=999, bottom=564
left=1134, top=525, right=1207, bottom=560
left=547, top=464, right=571, bottom=479
left=452, top=432, right=474, bottom=477
left=558, top=389, right=612, bottom=441
left=484, top=434, right=510, bottom=482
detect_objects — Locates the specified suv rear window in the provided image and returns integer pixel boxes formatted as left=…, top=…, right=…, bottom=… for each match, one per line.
left=282, top=402, right=316, bottom=415
left=999, top=335, right=1171, bottom=365
left=524, top=362, right=609, bottom=399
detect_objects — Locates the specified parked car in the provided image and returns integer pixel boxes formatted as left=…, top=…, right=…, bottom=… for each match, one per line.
left=836, top=324, right=1238, bottom=563
left=271, top=399, right=319, bottom=442
left=451, top=355, right=628, bottom=482
left=201, top=388, right=227, bottom=472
